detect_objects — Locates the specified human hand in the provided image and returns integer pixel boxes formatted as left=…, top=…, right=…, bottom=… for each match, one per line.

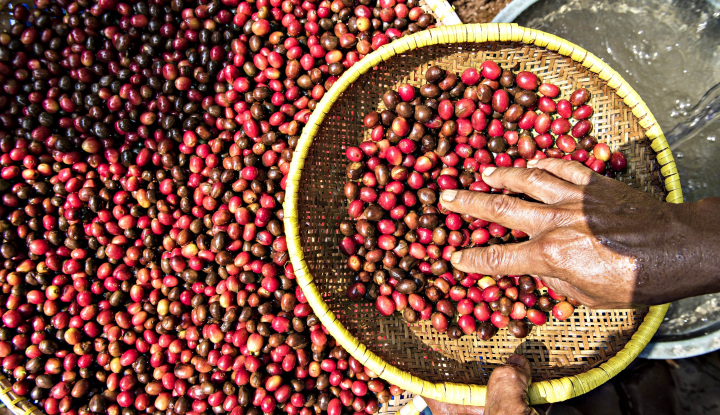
left=440, top=158, right=720, bottom=308
left=424, top=354, right=535, bottom=415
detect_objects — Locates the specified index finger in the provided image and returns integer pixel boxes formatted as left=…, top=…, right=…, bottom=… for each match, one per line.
left=440, top=189, right=553, bottom=236
left=481, top=165, right=581, bottom=205
left=527, top=158, right=596, bottom=186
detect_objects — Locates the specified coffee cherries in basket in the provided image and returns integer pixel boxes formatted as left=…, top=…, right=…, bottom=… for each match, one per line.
left=340, top=62, right=628, bottom=340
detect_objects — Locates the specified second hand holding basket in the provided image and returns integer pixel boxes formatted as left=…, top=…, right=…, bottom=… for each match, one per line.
left=285, top=23, right=681, bottom=408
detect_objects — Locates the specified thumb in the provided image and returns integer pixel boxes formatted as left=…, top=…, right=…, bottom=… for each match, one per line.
left=486, top=354, right=533, bottom=415
left=450, top=242, right=542, bottom=277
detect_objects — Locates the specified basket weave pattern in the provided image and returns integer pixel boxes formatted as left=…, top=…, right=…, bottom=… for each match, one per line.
left=295, top=41, right=658, bottom=383
left=0, top=374, right=42, bottom=415
left=285, top=24, right=680, bottom=406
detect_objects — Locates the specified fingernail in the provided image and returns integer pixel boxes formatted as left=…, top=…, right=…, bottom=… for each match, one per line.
left=441, top=190, right=457, bottom=202
left=482, top=167, right=497, bottom=177
left=527, top=159, right=538, bottom=168
left=507, top=354, right=526, bottom=366
left=450, top=251, right=462, bottom=264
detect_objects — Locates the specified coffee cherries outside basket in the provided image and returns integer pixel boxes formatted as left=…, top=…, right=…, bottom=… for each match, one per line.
left=0, top=0, right=442, bottom=412
left=341, top=62, right=628, bottom=340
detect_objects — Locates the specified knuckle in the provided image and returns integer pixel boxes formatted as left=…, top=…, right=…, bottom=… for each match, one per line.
left=537, top=237, right=561, bottom=267
left=570, top=163, right=594, bottom=185
left=482, top=245, right=505, bottom=273
left=543, top=205, right=581, bottom=228
left=524, top=168, right=547, bottom=186
left=490, top=195, right=516, bottom=218
left=576, top=171, right=593, bottom=186
left=544, top=207, right=568, bottom=225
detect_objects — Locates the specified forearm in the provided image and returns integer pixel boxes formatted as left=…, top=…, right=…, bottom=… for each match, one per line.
left=668, top=197, right=720, bottom=301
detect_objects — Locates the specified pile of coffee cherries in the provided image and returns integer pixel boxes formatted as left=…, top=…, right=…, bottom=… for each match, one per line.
left=340, top=62, right=628, bottom=340
left=0, top=0, right=442, bottom=413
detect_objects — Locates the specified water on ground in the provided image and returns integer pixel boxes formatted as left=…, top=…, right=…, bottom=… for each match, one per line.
left=516, top=0, right=720, bottom=340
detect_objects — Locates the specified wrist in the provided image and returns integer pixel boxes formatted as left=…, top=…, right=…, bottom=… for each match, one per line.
left=665, top=198, right=720, bottom=300
left=628, top=198, right=720, bottom=306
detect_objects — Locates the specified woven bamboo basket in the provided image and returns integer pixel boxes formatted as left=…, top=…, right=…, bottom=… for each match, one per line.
left=0, top=374, right=42, bottom=415
left=284, top=22, right=683, bottom=410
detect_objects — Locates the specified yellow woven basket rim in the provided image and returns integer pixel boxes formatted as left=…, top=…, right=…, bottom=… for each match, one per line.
left=283, top=23, right=682, bottom=406
left=0, top=373, right=42, bottom=415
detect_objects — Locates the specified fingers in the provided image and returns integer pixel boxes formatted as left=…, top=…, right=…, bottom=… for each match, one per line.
left=441, top=190, right=553, bottom=236
left=486, top=354, right=533, bottom=415
left=527, top=158, right=595, bottom=186
left=423, top=397, right=485, bottom=415
left=480, top=166, right=580, bottom=205
left=537, top=276, right=576, bottom=302
left=425, top=355, right=534, bottom=415
left=450, top=241, right=546, bottom=276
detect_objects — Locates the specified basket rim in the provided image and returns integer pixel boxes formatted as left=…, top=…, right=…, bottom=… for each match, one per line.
left=0, top=373, right=43, bottom=415
left=283, top=23, right=680, bottom=406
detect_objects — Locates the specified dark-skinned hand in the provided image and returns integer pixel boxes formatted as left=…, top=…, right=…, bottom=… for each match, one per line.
left=440, top=158, right=720, bottom=308
left=424, top=354, right=536, bottom=415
